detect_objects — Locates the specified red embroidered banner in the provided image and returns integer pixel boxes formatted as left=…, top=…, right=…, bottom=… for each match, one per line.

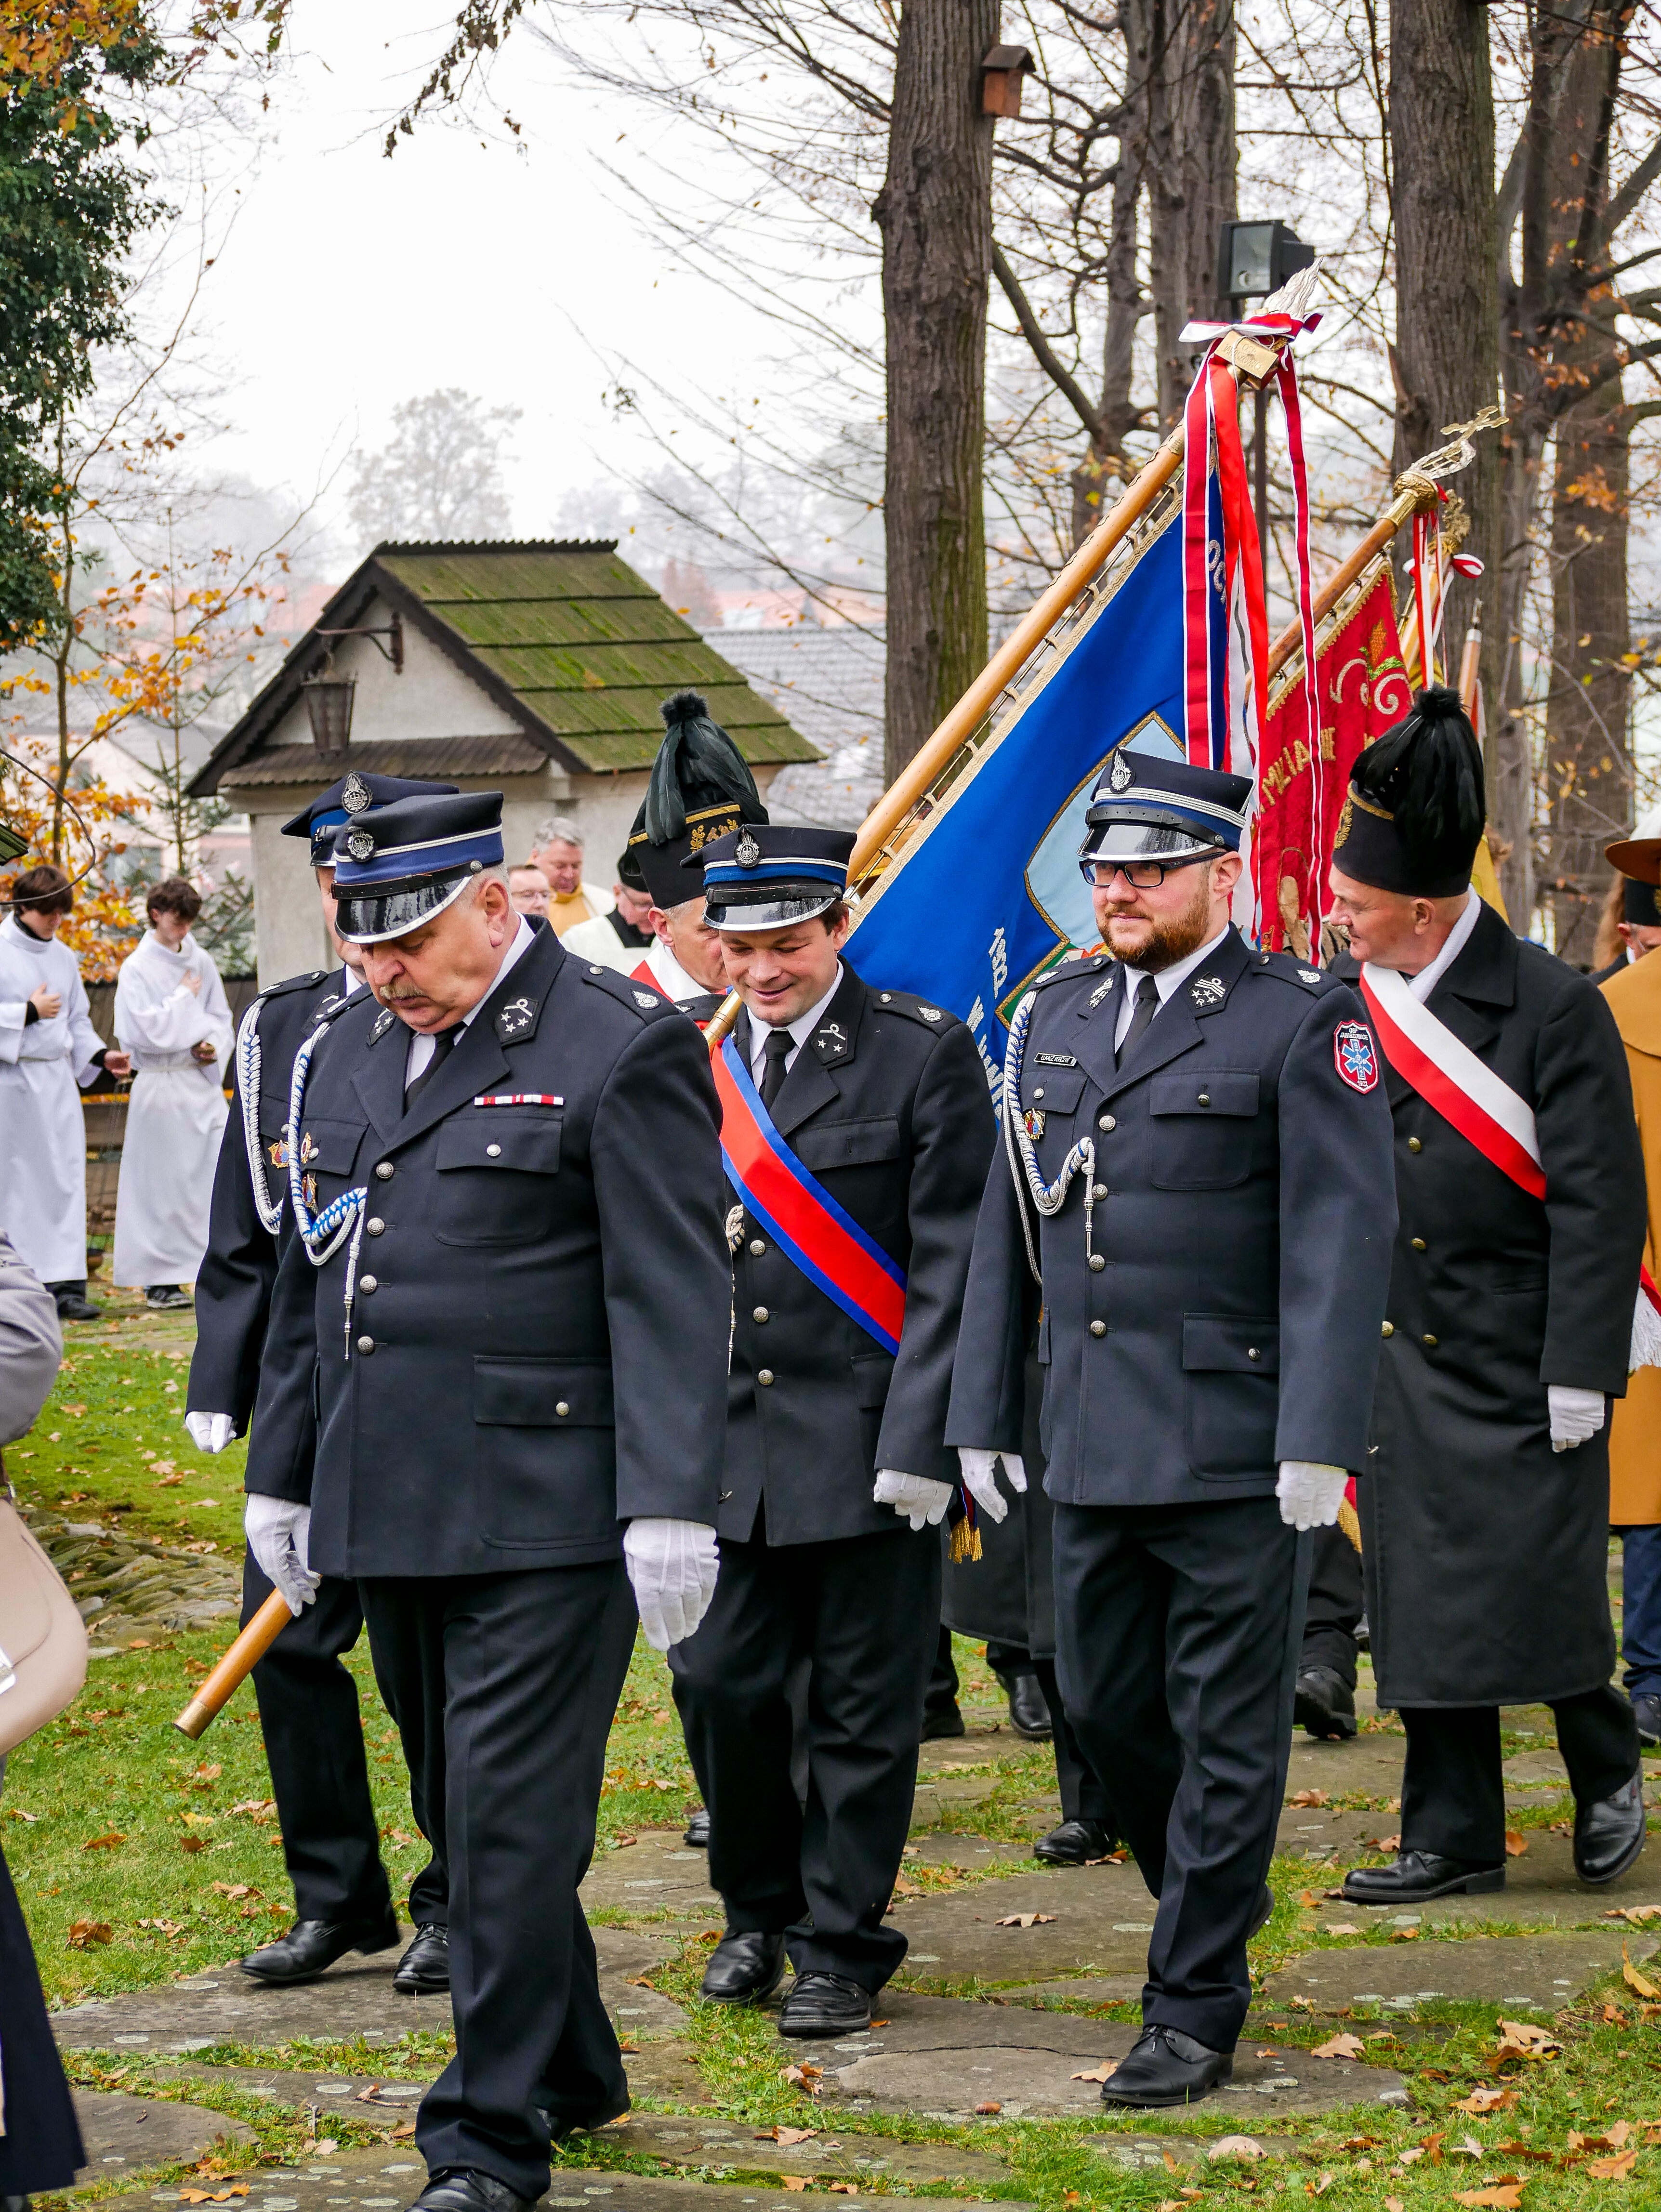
left=1253, top=570, right=1413, bottom=958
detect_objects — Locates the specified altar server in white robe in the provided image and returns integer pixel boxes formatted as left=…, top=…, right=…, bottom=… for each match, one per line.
left=112, top=875, right=233, bottom=1307
left=0, top=864, right=131, bottom=1321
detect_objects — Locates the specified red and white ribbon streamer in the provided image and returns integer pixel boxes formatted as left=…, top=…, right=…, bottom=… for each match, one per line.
left=1358, top=961, right=1545, bottom=1199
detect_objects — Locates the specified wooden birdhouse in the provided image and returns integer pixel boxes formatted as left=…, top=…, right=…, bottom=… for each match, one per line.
left=980, top=45, right=1035, bottom=119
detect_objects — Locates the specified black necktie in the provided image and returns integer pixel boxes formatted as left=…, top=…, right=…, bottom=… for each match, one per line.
left=760, top=1028, right=793, bottom=1109
left=1116, top=973, right=1162, bottom=1067
left=405, top=1023, right=461, bottom=1109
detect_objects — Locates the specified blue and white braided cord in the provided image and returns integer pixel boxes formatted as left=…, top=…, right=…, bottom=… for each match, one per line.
left=236, top=998, right=284, bottom=1236
left=287, top=1019, right=369, bottom=1357
left=1001, top=988, right=1097, bottom=1286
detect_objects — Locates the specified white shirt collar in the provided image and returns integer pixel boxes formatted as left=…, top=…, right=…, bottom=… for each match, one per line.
left=748, top=962, right=845, bottom=1081
left=404, top=914, right=536, bottom=1080
left=342, top=964, right=364, bottom=996
left=1405, top=889, right=1480, bottom=1004
left=1114, top=924, right=1231, bottom=1044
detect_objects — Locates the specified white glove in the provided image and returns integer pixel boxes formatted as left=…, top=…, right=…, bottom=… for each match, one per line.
left=873, top=1469, right=955, bottom=1530
left=624, top=1517, right=720, bottom=1651
left=244, top=1494, right=320, bottom=1616
left=1549, top=1384, right=1606, bottom=1453
left=956, top=1447, right=1028, bottom=1526
left=185, top=1410, right=235, bottom=1454
left=1276, top=1461, right=1349, bottom=1531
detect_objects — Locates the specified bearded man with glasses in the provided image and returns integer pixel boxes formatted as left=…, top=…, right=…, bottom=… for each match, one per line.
left=948, top=746, right=1396, bottom=2110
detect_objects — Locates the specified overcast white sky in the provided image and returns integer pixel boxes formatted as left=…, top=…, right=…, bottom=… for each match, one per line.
left=177, top=1, right=797, bottom=562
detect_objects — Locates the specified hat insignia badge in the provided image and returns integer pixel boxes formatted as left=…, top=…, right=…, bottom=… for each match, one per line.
left=1108, top=750, right=1133, bottom=793
left=735, top=830, right=762, bottom=870
left=342, top=771, right=372, bottom=814
left=345, top=828, right=375, bottom=861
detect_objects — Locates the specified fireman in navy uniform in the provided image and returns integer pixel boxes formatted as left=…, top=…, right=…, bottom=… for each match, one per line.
left=186, top=770, right=457, bottom=1992
left=669, top=822, right=994, bottom=2038
left=948, top=749, right=1396, bottom=2107
left=244, top=790, right=732, bottom=2212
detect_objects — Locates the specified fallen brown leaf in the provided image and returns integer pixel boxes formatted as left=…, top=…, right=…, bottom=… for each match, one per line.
left=1390, top=1926, right=1420, bottom=1942
left=1456, top=2088, right=1518, bottom=2114
left=1497, top=2018, right=1562, bottom=2056
left=995, top=1911, right=1057, bottom=1927
left=1385, top=2199, right=1405, bottom=2212
left=179, top=1837, right=208, bottom=1854
left=1070, top=2062, right=1117, bottom=2082
left=1452, top=2189, right=1524, bottom=2210
left=67, top=1919, right=112, bottom=1948
left=81, top=1831, right=126, bottom=1851
left=1309, top=2171, right=1333, bottom=2195
left=1291, top=1789, right=1329, bottom=1808
left=1325, top=1922, right=1364, bottom=1935
left=1604, top=1904, right=1661, bottom=1923
left=780, top=2063, right=822, bottom=2090
left=1312, top=2032, right=1365, bottom=2060
left=1504, top=1829, right=1528, bottom=1857
left=1209, top=2137, right=1266, bottom=2161
left=1367, top=1834, right=1403, bottom=1852
left=1587, top=2150, right=1638, bottom=2180
left=392, top=2123, right=417, bottom=2141
left=1622, top=1946, right=1659, bottom=2000
left=154, top=1471, right=183, bottom=1487
left=780, top=2177, right=809, bottom=2193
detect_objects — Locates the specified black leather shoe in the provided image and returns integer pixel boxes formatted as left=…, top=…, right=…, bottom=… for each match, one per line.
left=1294, top=1663, right=1358, bottom=1740
left=1575, top=1770, right=1647, bottom=1884
left=1249, top=1882, right=1275, bottom=1939
left=1632, top=1693, right=1661, bottom=1749
left=239, top=1910, right=400, bottom=1985
left=1342, top=1851, right=1504, bottom=1905
left=48, top=1280, right=103, bottom=1323
left=394, top=1922, right=450, bottom=1993
left=1004, top=1671, right=1053, bottom=1740
left=410, top=2171, right=534, bottom=2212
left=700, top=1929, right=786, bottom=2004
left=779, top=1970, right=872, bottom=2038
left=1099, top=2023, right=1232, bottom=2107
left=684, top=1807, right=711, bottom=1847
left=921, top=1705, right=966, bottom=1740
left=548, top=2102, right=630, bottom=2146
left=1034, top=1817, right=1116, bottom=1865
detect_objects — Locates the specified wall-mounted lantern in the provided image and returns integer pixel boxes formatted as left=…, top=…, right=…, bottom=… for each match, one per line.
left=300, top=609, right=405, bottom=762
left=981, top=45, right=1035, bottom=118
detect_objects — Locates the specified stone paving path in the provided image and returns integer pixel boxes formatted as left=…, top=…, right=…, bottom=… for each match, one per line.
left=21, top=1503, right=241, bottom=1646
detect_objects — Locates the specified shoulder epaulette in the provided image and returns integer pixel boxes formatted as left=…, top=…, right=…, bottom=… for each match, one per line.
left=1246, top=948, right=1343, bottom=995
left=1029, top=953, right=1113, bottom=999
left=256, top=967, right=329, bottom=1003
left=580, top=962, right=678, bottom=1020
left=870, top=987, right=966, bottom=1032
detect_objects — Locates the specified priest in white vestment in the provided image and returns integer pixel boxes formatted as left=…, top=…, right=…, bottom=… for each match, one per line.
left=112, top=876, right=233, bottom=1306
left=0, top=864, right=131, bottom=1320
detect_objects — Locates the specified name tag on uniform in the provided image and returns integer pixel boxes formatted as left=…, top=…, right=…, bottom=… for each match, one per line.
left=472, top=1093, right=564, bottom=1107
left=1034, top=1052, right=1078, bottom=1067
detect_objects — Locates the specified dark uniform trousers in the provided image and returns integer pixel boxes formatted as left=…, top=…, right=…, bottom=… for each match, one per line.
left=359, top=1564, right=637, bottom=2189
left=671, top=1513, right=940, bottom=1989
left=1400, top=1694, right=1636, bottom=1865
left=1303, top=1524, right=1364, bottom=1691
left=1054, top=1498, right=1311, bottom=2051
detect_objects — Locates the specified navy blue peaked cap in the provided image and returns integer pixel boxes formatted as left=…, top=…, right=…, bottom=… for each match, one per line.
left=693, top=823, right=855, bottom=932
left=331, top=790, right=506, bottom=944
left=1080, top=747, right=1252, bottom=864
left=280, top=769, right=460, bottom=868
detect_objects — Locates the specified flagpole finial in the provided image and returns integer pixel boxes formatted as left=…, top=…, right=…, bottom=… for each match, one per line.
left=1259, top=259, right=1323, bottom=322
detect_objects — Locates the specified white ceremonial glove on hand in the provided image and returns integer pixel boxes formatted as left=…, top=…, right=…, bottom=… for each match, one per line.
left=1548, top=1384, right=1606, bottom=1453
left=1276, top=1461, right=1349, bottom=1531
left=185, top=1410, right=235, bottom=1455
left=956, top=1447, right=1028, bottom=1526
left=624, top=1518, right=720, bottom=1651
left=873, top=1469, right=955, bottom=1530
left=244, top=1495, right=320, bottom=1616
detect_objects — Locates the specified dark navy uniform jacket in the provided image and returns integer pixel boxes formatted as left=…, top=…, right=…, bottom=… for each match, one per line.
left=723, top=961, right=994, bottom=1547
left=946, top=926, right=1396, bottom=1504
left=244, top=924, right=733, bottom=1578
left=187, top=966, right=350, bottom=1430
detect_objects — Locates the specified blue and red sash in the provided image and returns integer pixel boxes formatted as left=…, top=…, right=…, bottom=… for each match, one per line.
left=712, top=1035, right=907, bottom=1355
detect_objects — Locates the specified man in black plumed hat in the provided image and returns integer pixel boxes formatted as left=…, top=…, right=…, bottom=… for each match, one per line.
left=1327, top=689, right=1648, bottom=1907
left=669, top=818, right=994, bottom=2036
left=185, top=769, right=457, bottom=1993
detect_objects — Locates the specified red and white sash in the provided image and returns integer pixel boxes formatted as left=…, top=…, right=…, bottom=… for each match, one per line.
left=1358, top=962, right=1545, bottom=1200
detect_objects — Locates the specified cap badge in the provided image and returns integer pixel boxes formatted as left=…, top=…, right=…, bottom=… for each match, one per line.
left=496, top=995, right=537, bottom=1040
left=1334, top=1019, right=1379, bottom=1093
left=345, top=828, right=376, bottom=861
left=342, top=771, right=372, bottom=814
left=632, top=989, right=659, bottom=1011
left=1108, top=750, right=1134, bottom=793
left=735, top=830, right=762, bottom=870
left=1190, top=974, right=1226, bottom=1007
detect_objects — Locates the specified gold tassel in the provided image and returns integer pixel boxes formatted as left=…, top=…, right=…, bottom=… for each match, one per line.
left=949, top=1518, right=983, bottom=1564
left=1337, top=1496, right=1362, bottom=1555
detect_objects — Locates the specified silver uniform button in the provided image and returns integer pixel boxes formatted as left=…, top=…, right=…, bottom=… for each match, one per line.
left=358, top=1275, right=378, bottom=1295
left=750, top=1238, right=766, bottom=1256
left=1090, top=1319, right=1106, bottom=1337
left=1089, top=1253, right=1106, bottom=1272
left=1092, top=1183, right=1107, bottom=1200
left=556, top=1401, right=570, bottom=1417
left=356, top=1336, right=375, bottom=1355
left=486, top=1143, right=502, bottom=1158
left=375, top=1161, right=395, bottom=1181
left=757, top=1369, right=775, bottom=1385
left=1098, top=1114, right=1116, bottom=1132
left=366, top=1218, right=385, bottom=1236
left=1034, top=1086, right=1045, bottom=1101
left=1247, top=1347, right=1261, bottom=1361
left=753, top=1306, right=769, bottom=1324
left=590, top=965, right=604, bottom=974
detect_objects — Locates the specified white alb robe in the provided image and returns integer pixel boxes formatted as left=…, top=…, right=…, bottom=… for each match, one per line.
left=111, top=930, right=232, bottom=1288
left=0, top=915, right=106, bottom=1283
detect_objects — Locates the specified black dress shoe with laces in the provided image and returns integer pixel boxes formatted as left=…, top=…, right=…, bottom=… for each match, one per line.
left=1634, top=1692, right=1661, bottom=1749
left=700, top=1930, right=786, bottom=2004
left=409, top=2171, right=534, bottom=2212
left=1293, top=1663, right=1358, bottom=1740
left=48, top=1279, right=103, bottom=1323
left=1575, top=1770, right=1647, bottom=1885
left=1342, top=1850, right=1504, bottom=1905
left=778, top=1971, right=872, bottom=2038
left=1034, top=1817, right=1116, bottom=1866
left=394, top=1922, right=450, bottom=1993
left=1003, top=1671, right=1053, bottom=1740
left=239, top=1910, right=400, bottom=1985
left=684, top=1807, right=711, bottom=1847
left=1098, top=2024, right=1233, bottom=2107
left=920, top=1705, right=966, bottom=1740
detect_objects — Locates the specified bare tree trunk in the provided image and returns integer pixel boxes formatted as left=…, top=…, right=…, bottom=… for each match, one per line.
left=874, top=0, right=999, bottom=781
left=1070, top=150, right=1147, bottom=545
left=1146, top=0, right=1237, bottom=426
left=1388, top=0, right=1502, bottom=865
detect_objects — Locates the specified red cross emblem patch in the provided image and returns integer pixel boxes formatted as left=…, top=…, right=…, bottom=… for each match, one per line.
left=1333, top=1020, right=1379, bottom=1093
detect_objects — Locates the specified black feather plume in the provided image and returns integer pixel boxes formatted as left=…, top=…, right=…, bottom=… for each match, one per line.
left=1353, top=685, right=1485, bottom=880
left=643, top=689, right=766, bottom=843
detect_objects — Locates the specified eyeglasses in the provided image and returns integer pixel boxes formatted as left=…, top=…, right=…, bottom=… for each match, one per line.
left=1080, top=855, right=1218, bottom=891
